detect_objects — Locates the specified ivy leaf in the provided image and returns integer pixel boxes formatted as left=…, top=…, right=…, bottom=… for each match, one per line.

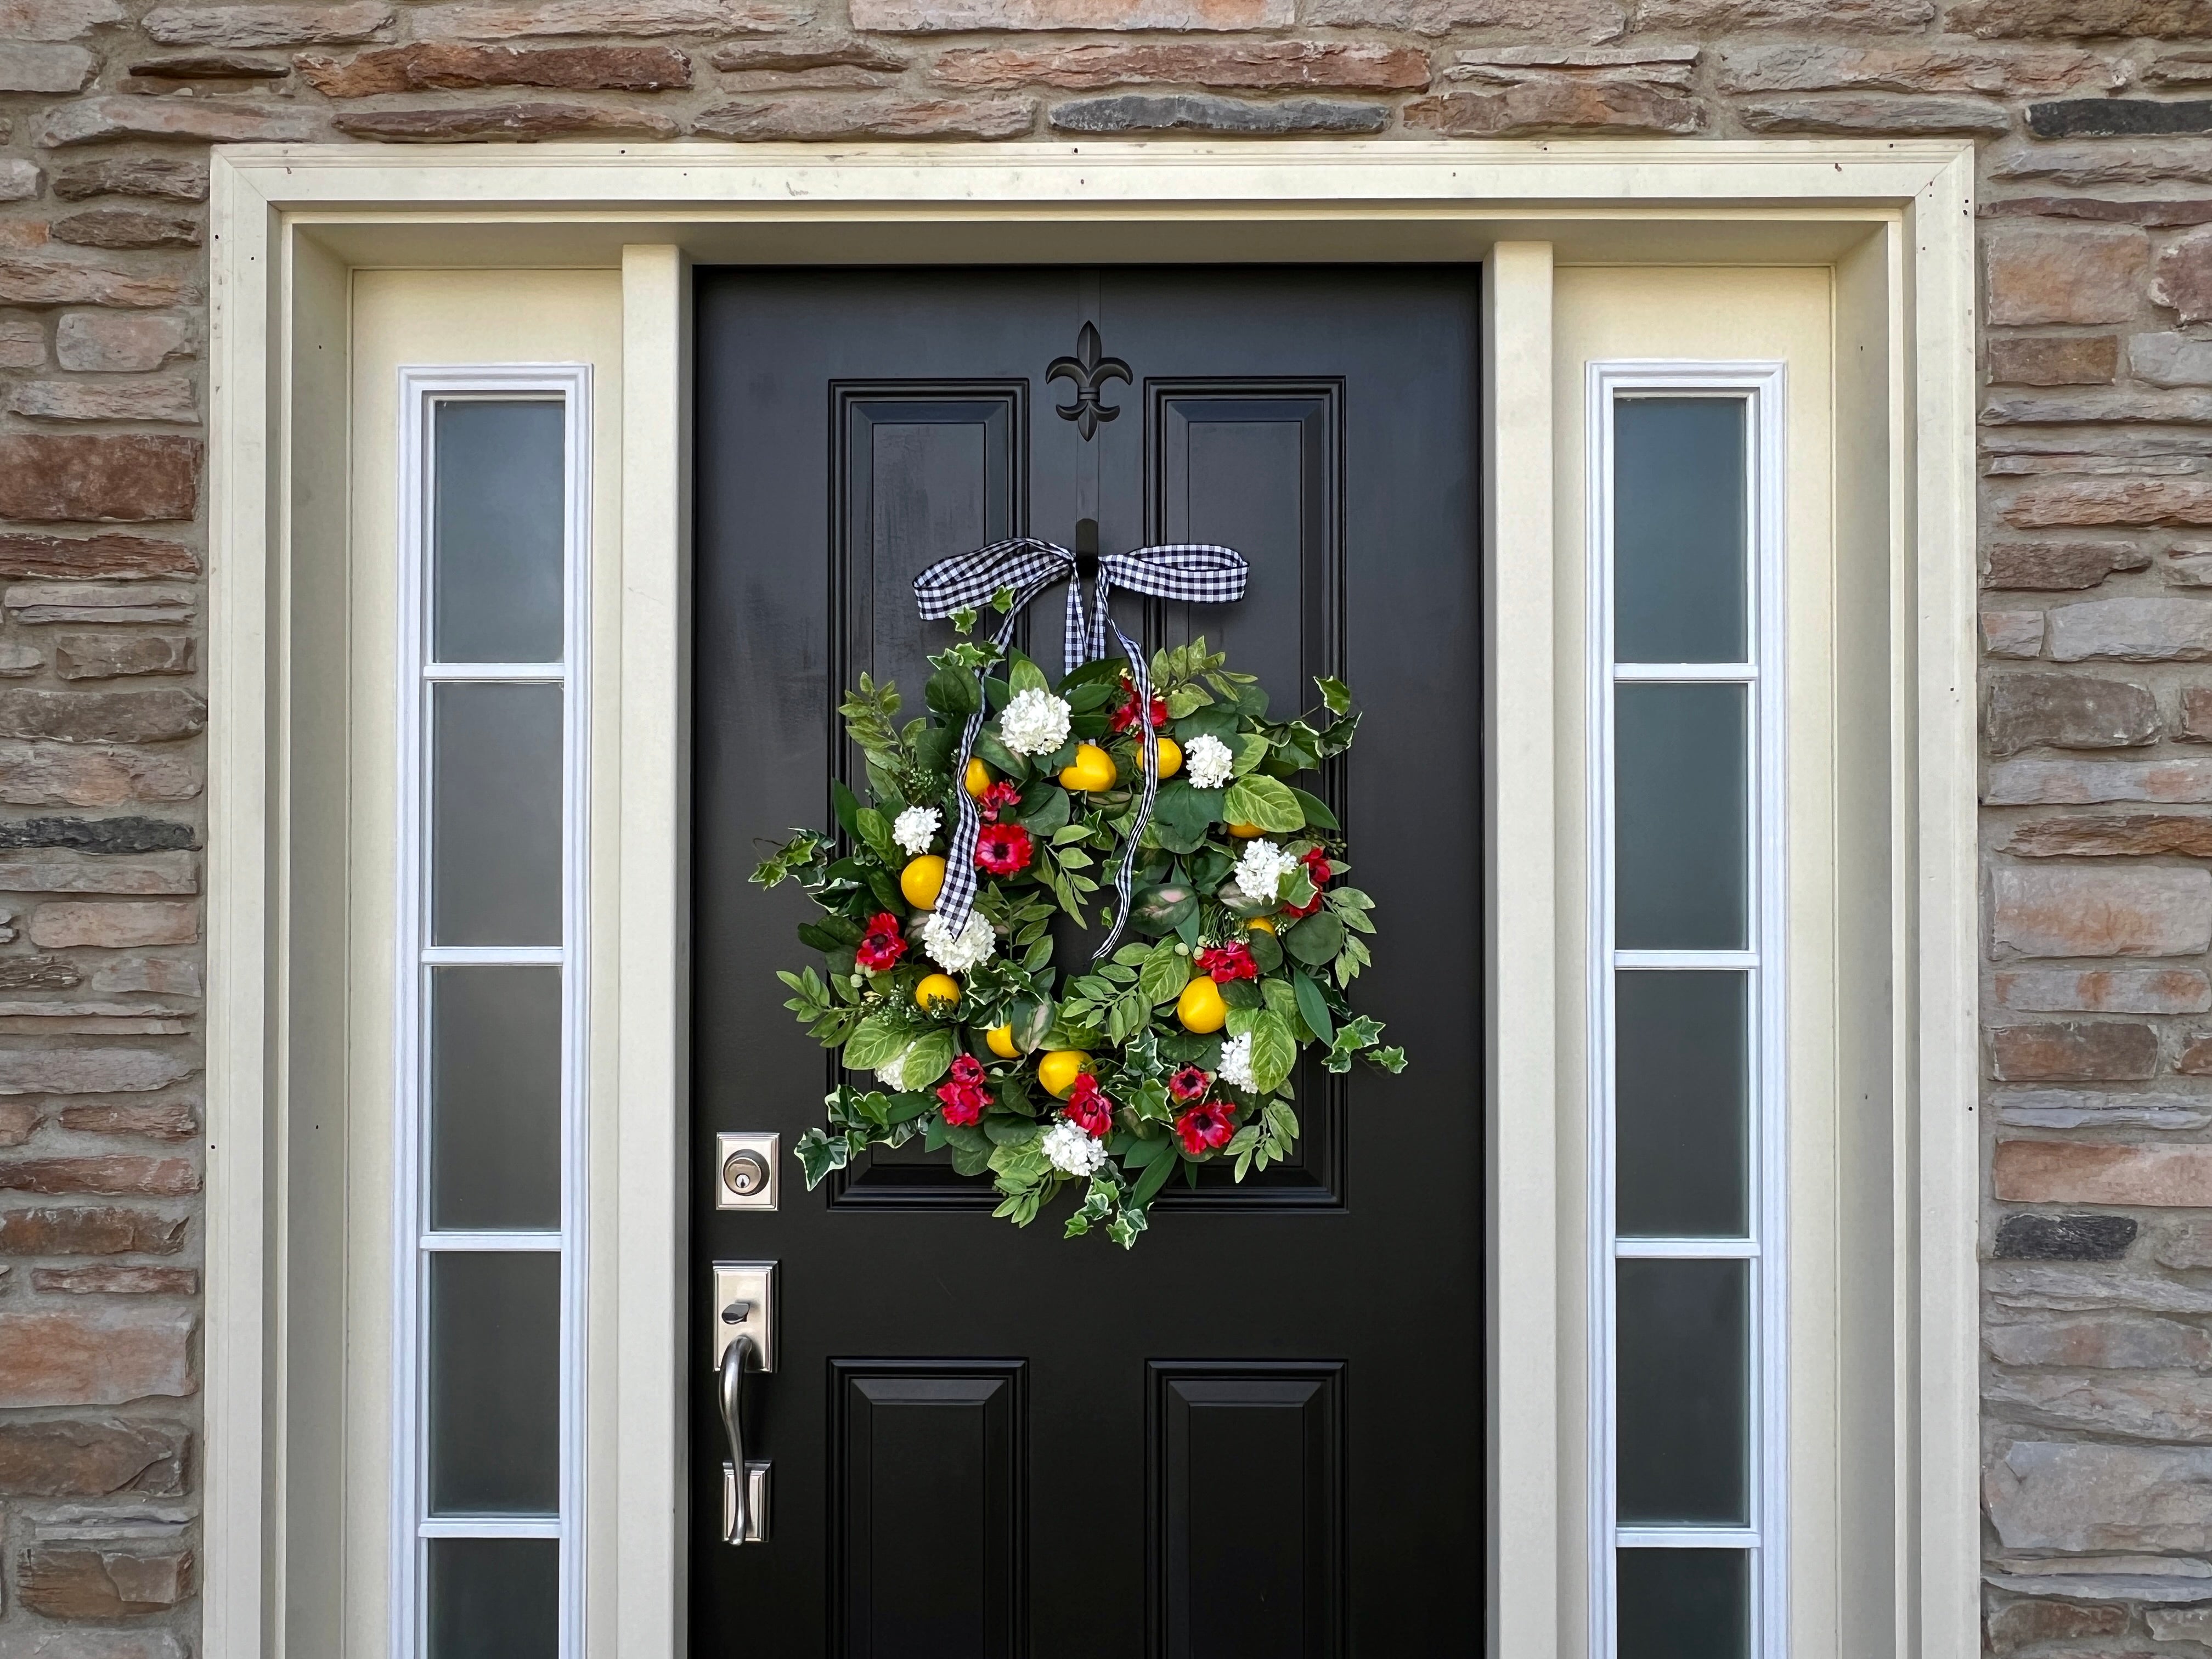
left=1369, top=1045, right=1408, bottom=1074
left=1246, top=1009, right=1298, bottom=1094
left=792, top=1127, right=849, bottom=1190
left=1323, top=1015, right=1386, bottom=1074
left=1222, top=775, right=1304, bottom=834
left=1139, top=937, right=1193, bottom=1008
left=1291, top=968, right=1335, bottom=1047
left=1316, top=676, right=1352, bottom=717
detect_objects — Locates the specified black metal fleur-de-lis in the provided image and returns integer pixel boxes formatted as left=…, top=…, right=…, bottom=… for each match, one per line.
left=1046, top=321, right=1131, bottom=442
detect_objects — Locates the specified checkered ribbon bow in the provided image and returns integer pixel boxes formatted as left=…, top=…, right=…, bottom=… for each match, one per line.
left=912, top=535, right=1248, bottom=958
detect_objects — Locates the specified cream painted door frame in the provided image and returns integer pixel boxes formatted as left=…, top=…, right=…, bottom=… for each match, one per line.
left=204, top=139, right=1978, bottom=1659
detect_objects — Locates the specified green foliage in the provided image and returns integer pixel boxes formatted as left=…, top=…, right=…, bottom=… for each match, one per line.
left=1221, top=774, right=1304, bottom=834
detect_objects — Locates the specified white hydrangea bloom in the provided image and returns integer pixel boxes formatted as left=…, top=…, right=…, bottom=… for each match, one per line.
left=1184, top=731, right=1235, bottom=790
left=1042, top=1119, right=1109, bottom=1177
left=919, top=908, right=997, bottom=973
left=1231, top=838, right=1299, bottom=905
left=1217, top=1031, right=1257, bottom=1092
left=891, top=805, right=940, bottom=857
left=997, top=687, right=1073, bottom=757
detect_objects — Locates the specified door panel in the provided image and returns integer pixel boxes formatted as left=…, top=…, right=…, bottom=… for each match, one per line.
left=693, top=266, right=1482, bottom=1656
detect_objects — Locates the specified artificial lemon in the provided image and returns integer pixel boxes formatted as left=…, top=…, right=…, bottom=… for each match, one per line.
left=1245, top=915, right=1278, bottom=935
left=1037, top=1048, right=1091, bottom=1099
left=1227, top=821, right=1265, bottom=839
left=1176, top=975, right=1228, bottom=1034
left=915, top=973, right=961, bottom=1011
left=963, top=758, right=992, bottom=799
left=1154, top=736, right=1183, bottom=779
left=986, top=1023, right=1019, bottom=1060
left=1058, top=742, right=1118, bottom=793
left=899, top=854, right=946, bottom=910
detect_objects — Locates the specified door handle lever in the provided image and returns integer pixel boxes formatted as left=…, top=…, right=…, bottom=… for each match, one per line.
left=718, top=1332, right=769, bottom=1544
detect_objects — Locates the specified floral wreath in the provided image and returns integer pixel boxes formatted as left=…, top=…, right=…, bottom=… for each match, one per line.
left=754, top=573, right=1404, bottom=1248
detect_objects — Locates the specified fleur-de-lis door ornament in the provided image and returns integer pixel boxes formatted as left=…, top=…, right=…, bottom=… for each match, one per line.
left=1046, top=320, right=1131, bottom=442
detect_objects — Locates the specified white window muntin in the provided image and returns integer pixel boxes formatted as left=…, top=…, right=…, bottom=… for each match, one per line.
left=392, top=365, right=593, bottom=1659
left=1585, top=362, right=1788, bottom=1659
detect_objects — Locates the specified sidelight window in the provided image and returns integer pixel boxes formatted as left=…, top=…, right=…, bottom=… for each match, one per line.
left=1588, top=368, right=1787, bottom=1659
left=393, top=371, right=591, bottom=1659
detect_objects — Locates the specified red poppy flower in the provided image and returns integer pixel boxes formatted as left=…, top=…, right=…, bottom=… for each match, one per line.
left=974, top=822, right=1034, bottom=876
left=1108, top=674, right=1169, bottom=735
left=977, top=778, right=1022, bottom=822
left=1285, top=846, right=1335, bottom=918
left=935, top=1053, right=991, bottom=1126
left=1063, top=1073, right=1114, bottom=1138
left=1195, top=941, right=1258, bottom=984
left=1168, top=1065, right=1211, bottom=1104
left=855, top=910, right=907, bottom=971
left=1174, top=1100, right=1237, bottom=1156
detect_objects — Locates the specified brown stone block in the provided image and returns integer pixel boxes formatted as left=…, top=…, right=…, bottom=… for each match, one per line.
left=0, top=1204, right=189, bottom=1254
left=1987, top=223, right=2149, bottom=326
left=1983, top=540, right=2145, bottom=590
left=0, top=538, right=197, bottom=582
left=2155, top=227, right=2212, bottom=324
left=1988, top=335, right=2120, bottom=386
left=1954, top=0, right=2212, bottom=34
left=7, top=379, right=199, bottom=424
left=1990, top=1020, right=2159, bottom=1080
left=0, top=1047, right=195, bottom=1096
left=0, top=309, right=44, bottom=370
left=1637, top=0, right=1930, bottom=24
left=1982, top=607, right=2046, bottom=658
left=18, top=1543, right=195, bottom=1617
left=332, top=99, right=680, bottom=140
left=710, top=37, right=906, bottom=70
left=2008, top=812, right=2212, bottom=856
left=35, top=94, right=324, bottom=146
left=930, top=40, right=1427, bottom=89
left=55, top=634, right=198, bottom=682
left=696, top=92, right=1035, bottom=137
left=0, top=1100, right=40, bottom=1147
left=0, top=955, right=83, bottom=991
left=29, top=900, right=200, bottom=947
left=0, top=744, right=203, bottom=807
left=35, top=1264, right=199, bottom=1293
left=412, top=0, right=805, bottom=35
left=1996, top=1138, right=2212, bottom=1205
left=2006, top=478, right=2212, bottom=528
left=1736, top=93, right=2009, bottom=132
left=1304, top=0, right=1622, bottom=32
left=50, top=157, right=208, bottom=203
left=0, top=252, right=193, bottom=311
left=0, top=689, right=207, bottom=746
left=0, top=1418, right=189, bottom=1496
left=0, top=1155, right=198, bottom=1195
left=0, top=41, right=97, bottom=91
left=129, top=48, right=291, bottom=77
left=1986, top=1312, right=2212, bottom=1368
left=140, top=0, right=390, bottom=46
left=853, top=0, right=1292, bottom=25
left=1716, top=42, right=2110, bottom=94
left=0, top=436, right=200, bottom=524
left=1991, top=865, right=2212, bottom=957
left=0, top=1308, right=194, bottom=1405
left=60, top=1095, right=200, bottom=1141
left=1406, top=81, right=1702, bottom=132
left=719, top=64, right=896, bottom=86
left=1, top=0, right=128, bottom=39
left=1985, top=672, right=2159, bottom=753
left=300, top=41, right=692, bottom=95
left=50, top=210, right=202, bottom=252
left=55, top=313, right=195, bottom=374
left=1996, top=967, right=2212, bottom=1013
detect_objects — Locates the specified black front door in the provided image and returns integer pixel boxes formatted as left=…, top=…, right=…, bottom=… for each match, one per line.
left=692, top=266, right=1482, bottom=1656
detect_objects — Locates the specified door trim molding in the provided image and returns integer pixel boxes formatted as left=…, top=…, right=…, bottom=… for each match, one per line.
left=204, top=138, right=1977, bottom=1659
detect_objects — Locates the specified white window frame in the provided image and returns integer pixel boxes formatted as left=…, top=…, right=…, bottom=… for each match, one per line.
left=392, top=364, right=595, bottom=1659
left=1585, top=362, right=1790, bottom=1659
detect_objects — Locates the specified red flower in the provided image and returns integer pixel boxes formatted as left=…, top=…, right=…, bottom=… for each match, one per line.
left=974, top=822, right=1034, bottom=876
left=1195, top=941, right=1258, bottom=984
left=1108, top=674, right=1169, bottom=735
left=855, top=911, right=907, bottom=971
left=977, top=778, right=1023, bottom=822
left=1285, top=847, right=1335, bottom=918
left=1063, top=1073, right=1114, bottom=1138
left=935, top=1053, right=991, bottom=1126
left=1168, top=1065, right=1211, bottom=1104
left=1174, top=1100, right=1237, bottom=1156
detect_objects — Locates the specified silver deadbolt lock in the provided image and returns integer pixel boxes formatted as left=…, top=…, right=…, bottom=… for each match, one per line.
left=716, top=1131, right=778, bottom=1210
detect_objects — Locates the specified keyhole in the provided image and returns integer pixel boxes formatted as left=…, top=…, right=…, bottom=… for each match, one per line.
left=723, top=1149, right=769, bottom=1197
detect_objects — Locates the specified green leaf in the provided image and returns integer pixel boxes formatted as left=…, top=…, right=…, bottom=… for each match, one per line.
left=1222, top=774, right=1304, bottom=834
left=1164, top=684, right=1214, bottom=719
left=1316, top=676, right=1352, bottom=716
left=1131, top=883, right=1198, bottom=936
left=1233, top=732, right=1272, bottom=777
left=972, top=728, right=1028, bottom=781
left=1323, top=1015, right=1385, bottom=1074
left=1149, top=782, right=1222, bottom=854
left=1019, top=780, right=1070, bottom=836
left=1221, top=977, right=1263, bottom=1011
left=1121, top=1133, right=1172, bottom=1168
left=1246, top=1009, right=1298, bottom=1094
left=1291, top=968, right=1335, bottom=1047
left=792, top=1127, right=849, bottom=1190
left=840, top=1012, right=909, bottom=1072
left=1007, top=651, right=1050, bottom=696
left=830, top=778, right=864, bottom=838
left=1140, top=937, right=1193, bottom=1007
left=1369, top=1045, right=1408, bottom=1074
left=899, top=1026, right=957, bottom=1091
left=851, top=806, right=898, bottom=866
left=1245, top=927, right=1283, bottom=975
left=1284, top=910, right=1345, bottom=966
left=924, top=664, right=981, bottom=719
left=1288, top=787, right=1339, bottom=831
left=1131, top=1147, right=1178, bottom=1209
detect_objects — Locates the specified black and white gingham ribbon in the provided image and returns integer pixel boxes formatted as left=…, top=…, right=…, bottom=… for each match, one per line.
left=913, top=537, right=1247, bottom=957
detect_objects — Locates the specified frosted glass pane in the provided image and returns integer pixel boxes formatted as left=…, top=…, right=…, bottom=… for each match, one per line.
left=1614, top=397, right=1747, bottom=665
left=428, top=1251, right=560, bottom=1515
left=1617, top=1548, right=1749, bottom=1659
left=1615, top=684, right=1747, bottom=951
left=1616, top=1258, right=1748, bottom=1525
left=432, top=399, right=565, bottom=665
left=427, top=1538, right=558, bottom=1659
left=1616, top=971, right=1749, bottom=1238
left=431, top=682, right=562, bottom=947
left=430, top=967, right=561, bottom=1232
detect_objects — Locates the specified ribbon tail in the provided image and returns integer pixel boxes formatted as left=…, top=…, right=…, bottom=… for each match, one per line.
left=1092, top=616, right=1158, bottom=962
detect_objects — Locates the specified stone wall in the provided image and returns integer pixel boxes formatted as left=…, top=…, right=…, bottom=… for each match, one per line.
left=4, top=0, right=2212, bottom=1648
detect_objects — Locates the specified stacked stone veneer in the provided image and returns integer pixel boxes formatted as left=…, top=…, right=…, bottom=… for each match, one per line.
left=4, top=0, right=2212, bottom=1649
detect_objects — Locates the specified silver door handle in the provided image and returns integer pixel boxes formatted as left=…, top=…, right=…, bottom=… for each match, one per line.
left=712, top=1262, right=774, bottom=1544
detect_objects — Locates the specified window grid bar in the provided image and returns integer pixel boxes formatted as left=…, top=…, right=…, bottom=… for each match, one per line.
left=419, top=1232, right=565, bottom=1252
left=423, top=662, right=566, bottom=683
left=1613, top=949, right=1758, bottom=971
left=1615, top=1237, right=1759, bottom=1259
left=1617, top=1528, right=1762, bottom=1551
left=421, top=945, right=565, bottom=968
left=419, top=1518, right=562, bottom=1541
left=1611, top=662, right=1758, bottom=683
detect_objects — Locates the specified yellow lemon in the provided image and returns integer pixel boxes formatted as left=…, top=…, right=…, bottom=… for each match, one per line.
left=1058, top=742, right=1119, bottom=793
left=915, top=973, right=961, bottom=1011
left=963, top=758, right=992, bottom=799
left=1154, top=736, right=1183, bottom=779
left=1227, top=821, right=1265, bottom=839
left=986, top=1024, right=1019, bottom=1060
left=899, top=854, right=946, bottom=910
left=1176, top=976, right=1228, bottom=1034
left=1245, top=915, right=1278, bottom=935
left=1037, top=1049, right=1091, bottom=1099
